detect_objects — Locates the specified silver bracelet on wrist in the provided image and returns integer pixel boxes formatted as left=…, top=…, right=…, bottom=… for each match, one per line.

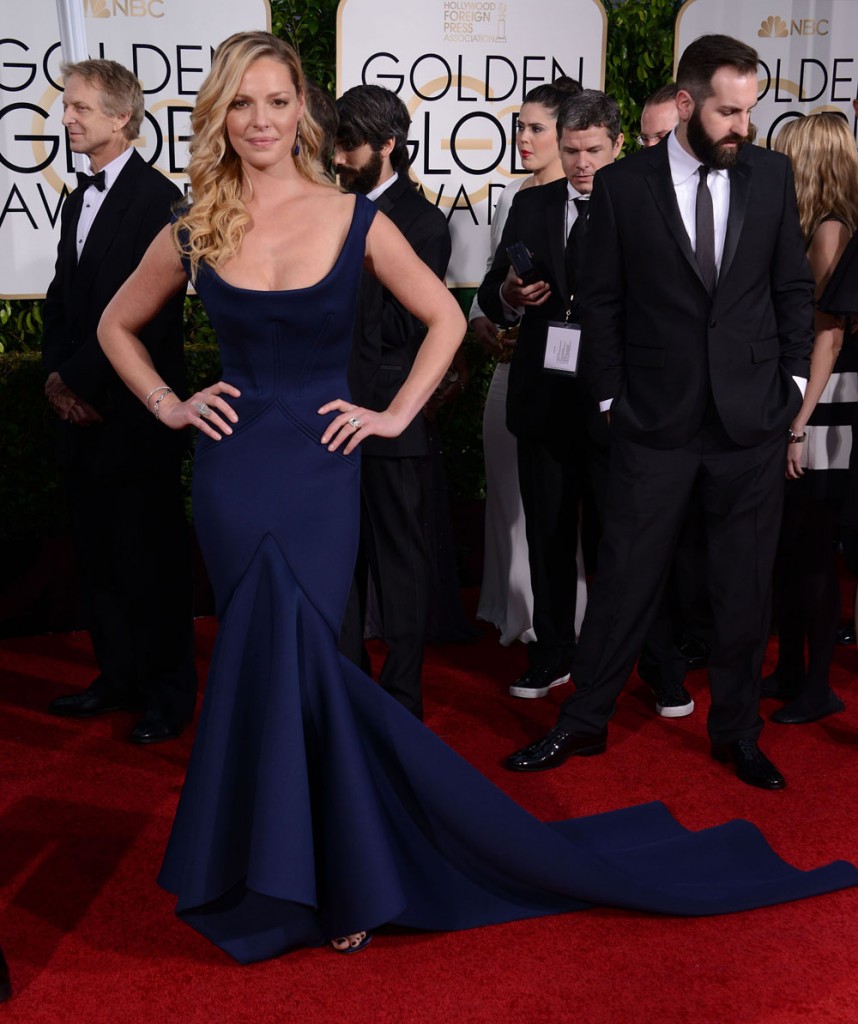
left=146, top=384, right=172, bottom=411
left=152, top=388, right=174, bottom=421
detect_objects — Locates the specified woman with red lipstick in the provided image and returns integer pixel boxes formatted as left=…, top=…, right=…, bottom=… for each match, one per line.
left=472, top=79, right=582, bottom=648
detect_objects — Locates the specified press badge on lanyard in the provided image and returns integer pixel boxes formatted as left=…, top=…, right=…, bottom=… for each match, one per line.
left=543, top=321, right=580, bottom=375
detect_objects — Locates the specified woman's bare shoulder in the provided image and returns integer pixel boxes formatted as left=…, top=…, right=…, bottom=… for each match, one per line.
left=303, top=183, right=356, bottom=222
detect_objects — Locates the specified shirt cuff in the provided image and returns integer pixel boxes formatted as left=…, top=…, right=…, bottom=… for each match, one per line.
left=599, top=398, right=613, bottom=412
left=500, top=285, right=524, bottom=320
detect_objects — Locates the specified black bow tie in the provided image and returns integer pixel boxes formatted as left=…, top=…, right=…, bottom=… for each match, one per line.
left=76, top=170, right=106, bottom=192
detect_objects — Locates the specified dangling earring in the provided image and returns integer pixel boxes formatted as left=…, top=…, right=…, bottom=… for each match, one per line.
left=293, top=122, right=301, bottom=157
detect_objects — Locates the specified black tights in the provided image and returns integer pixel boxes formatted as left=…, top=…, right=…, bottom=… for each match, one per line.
left=771, top=492, right=840, bottom=706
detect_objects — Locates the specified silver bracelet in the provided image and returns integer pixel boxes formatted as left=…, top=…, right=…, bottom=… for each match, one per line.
left=146, top=384, right=171, bottom=411
left=152, top=388, right=174, bottom=421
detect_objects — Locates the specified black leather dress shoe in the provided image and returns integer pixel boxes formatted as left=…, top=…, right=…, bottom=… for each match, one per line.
left=0, top=946, right=11, bottom=1003
left=710, top=738, right=785, bottom=790
left=771, top=691, right=845, bottom=725
left=836, top=623, right=856, bottom=646
left=506, top=726, right=607, bottom=772
left=49, top=687, right=128, bottom=718
left=129, top=713, right=184, bottom=745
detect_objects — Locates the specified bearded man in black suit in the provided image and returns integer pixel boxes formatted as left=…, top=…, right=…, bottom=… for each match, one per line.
left=43, top=60, right=196, bottom=744
left=334, top=84, right=452, bottom=720
left=507, top=35, right=814, bottom=789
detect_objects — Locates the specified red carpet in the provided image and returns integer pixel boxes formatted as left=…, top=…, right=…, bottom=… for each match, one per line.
left=1, top=597, right=858, bottom=1024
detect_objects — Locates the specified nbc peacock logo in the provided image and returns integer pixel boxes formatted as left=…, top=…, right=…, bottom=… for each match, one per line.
left=83, top=0, right=166, bottom=16
left=758, top=15, right=788, bottom=38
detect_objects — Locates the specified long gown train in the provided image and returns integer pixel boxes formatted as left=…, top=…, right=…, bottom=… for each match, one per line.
left=159, top=195, right=858, bottom=964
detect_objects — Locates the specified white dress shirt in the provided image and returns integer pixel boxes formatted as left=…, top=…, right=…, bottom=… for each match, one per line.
left=667, top=129, right=729, bottom=276
left=75, top=146, right=134, bottom=260
left=366, top=171, right=399, bottom=203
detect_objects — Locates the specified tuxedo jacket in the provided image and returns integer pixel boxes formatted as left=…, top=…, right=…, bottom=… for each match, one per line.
left=42, top=150, right=188, bottom=473
left=579, top=139, right=813, bottom=450
left=348, top=174, right=452, bottom=457
left=477, top=177, right=590, bottom=440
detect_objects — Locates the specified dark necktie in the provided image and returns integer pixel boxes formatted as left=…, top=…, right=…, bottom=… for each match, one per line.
left=76, top=169, right=106, bottom=192
left=695, top=165, right=716, bottom=294
left=565, top=196, right=589, bottom=296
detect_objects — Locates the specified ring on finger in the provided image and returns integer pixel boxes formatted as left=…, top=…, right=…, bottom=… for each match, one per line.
left=193, top=400, right=212, bottom=418
left=348, top=416, right=362, bottom=430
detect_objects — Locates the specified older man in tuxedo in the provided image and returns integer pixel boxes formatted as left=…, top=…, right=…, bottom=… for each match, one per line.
left=43, top=60, right=196, bottom=744
left=478, top=91, right=623, bottom=700
left=507, top=35, right=813, bottom=789
left=334, top=84, right=452, bottom=720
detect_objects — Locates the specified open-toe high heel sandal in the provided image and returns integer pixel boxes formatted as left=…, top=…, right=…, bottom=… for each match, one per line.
left=330, top=931, right=372, bottom=955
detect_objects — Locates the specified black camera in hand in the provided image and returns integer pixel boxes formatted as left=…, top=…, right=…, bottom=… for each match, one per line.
left=506, top=241, right=550, bottom=286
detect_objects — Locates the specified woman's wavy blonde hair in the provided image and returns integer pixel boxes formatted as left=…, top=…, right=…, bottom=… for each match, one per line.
left=775, top=112, right=858, bottom=245
left=173, top=31, right=331, bottom=280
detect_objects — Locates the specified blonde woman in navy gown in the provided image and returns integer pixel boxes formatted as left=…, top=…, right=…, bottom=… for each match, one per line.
left=98, top=32, right=857, bottom=964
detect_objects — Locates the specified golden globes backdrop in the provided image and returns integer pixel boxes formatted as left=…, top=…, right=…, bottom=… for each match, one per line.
left=676, top=0, right=858, bottom=148
left=0, top=0, right=270, bottom=298
left=337, top=0, right=607, bottom=287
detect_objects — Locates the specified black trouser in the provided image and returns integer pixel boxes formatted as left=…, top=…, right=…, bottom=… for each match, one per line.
left=340, top=454, right=431, bottom=719
left=516, top=433, right=589, bottom=672
left=560, top=426, right=785, bottom=745
left=67, top=464, right=197, bottom=728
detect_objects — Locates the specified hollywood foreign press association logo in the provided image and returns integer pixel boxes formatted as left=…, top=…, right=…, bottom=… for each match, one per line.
left=758, top=15, right=788, bottom=38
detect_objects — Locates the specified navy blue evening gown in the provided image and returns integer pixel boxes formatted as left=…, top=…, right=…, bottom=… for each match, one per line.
left=158, top=194, right=858, bottom=964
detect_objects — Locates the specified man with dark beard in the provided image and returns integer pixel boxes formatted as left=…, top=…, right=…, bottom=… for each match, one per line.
left=334, top=85, right=452, bottom=719
left=506, top=35, right=814, bottom=789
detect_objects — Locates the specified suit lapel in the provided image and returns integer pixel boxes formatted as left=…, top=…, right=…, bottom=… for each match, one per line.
left=374, top=174, right=407, bottom=215
left=645, top=151, right=707, bottom=290
left=720, top=157, right=751, bottom=286
left=75, top=151, right=142, bottom=286
left=60, top=187, right=85, bottom=313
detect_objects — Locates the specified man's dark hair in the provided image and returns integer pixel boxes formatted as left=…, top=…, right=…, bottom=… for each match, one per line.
left=306, top=80, right=338, bottom=180
left=676, top=34, right=758, bottom=104
left=556, top=90, right=621, bottom=143
left=644, top=83, right=678, bottom=108
left=335, top=84, right=411, bottom=177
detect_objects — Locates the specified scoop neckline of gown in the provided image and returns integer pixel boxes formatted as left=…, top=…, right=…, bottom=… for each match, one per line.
left=210, top=194, right=361, bottom=296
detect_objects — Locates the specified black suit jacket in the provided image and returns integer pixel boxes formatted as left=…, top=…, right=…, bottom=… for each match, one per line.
left=42, top=150, right=188, bottom=473
left=579, top=139, right=813, bottom=449
left=348, top=174, right=452, bottom=457
left=477, top=178, right=590, bottom=440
